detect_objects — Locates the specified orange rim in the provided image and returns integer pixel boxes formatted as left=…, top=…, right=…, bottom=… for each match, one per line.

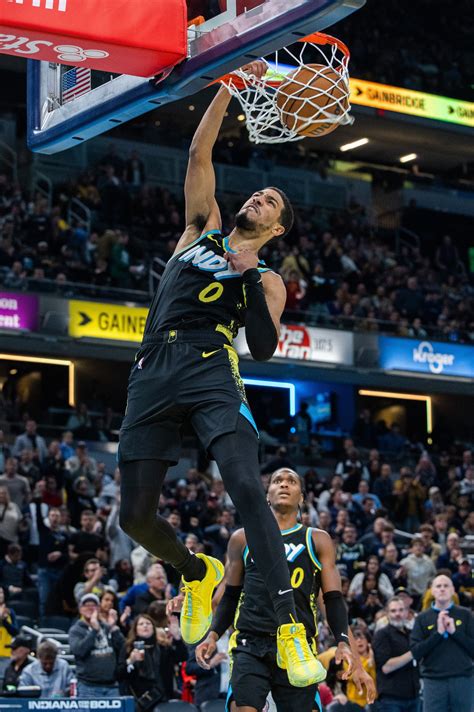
left=217, top=32, right=350, bottom=90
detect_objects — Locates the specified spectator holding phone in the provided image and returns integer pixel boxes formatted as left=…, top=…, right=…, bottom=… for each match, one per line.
left=117, top=613, right=185, bottom=709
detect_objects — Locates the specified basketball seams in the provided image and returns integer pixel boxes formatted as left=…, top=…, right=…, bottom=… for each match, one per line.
left=275, top=63, right=349, bottom=137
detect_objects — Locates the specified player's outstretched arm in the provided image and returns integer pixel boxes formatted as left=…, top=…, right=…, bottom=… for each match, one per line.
left=184, top=85, right=230, bottom=231
left=196, top=529, right=246, bottom=669
left=184, top=60, right=267, bottom=233
left=315, top=529, right=376, bottom=704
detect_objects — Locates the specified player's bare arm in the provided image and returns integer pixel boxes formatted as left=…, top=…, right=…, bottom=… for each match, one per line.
left=196, top=528, right=246, bottom=669
left=313, top=529, right=353, bottom=667
left=175, top=61, right=268, bottom=254
left=315, top=529, right=376, bottom=703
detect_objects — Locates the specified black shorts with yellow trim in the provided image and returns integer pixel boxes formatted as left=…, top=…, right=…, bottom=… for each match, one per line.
left=226, top=632, right=321, bottom=712
left=119, top=328, right=257, bottom=464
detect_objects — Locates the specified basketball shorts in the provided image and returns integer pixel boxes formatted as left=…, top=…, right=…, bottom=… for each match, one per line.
left=226, top=633, right=321, bottom=712
left=119, top=329, right=257, bottom=464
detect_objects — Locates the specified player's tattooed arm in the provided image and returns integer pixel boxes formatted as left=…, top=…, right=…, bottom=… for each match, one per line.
left=196, top=529, right=245, bottom=669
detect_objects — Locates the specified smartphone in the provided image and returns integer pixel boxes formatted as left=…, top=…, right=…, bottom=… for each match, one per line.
left=134, top=641, right=145, bottom=651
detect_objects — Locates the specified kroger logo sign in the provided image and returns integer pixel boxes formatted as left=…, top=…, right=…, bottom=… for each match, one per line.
left=379, top=336, right=474, bottom=379
left=412, top=341, right=455, bottom=374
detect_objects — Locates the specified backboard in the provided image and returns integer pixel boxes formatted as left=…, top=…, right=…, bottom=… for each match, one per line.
left=27, top=0, right=365, bottom=154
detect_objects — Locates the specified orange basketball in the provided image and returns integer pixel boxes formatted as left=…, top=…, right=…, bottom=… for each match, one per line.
left=275, top=63, right=349, bottom=138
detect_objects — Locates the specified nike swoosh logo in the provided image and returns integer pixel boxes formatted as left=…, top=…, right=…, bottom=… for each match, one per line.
left=202, top=350, right=220, bottom=358
left=278, top=588, right=293, bottom=596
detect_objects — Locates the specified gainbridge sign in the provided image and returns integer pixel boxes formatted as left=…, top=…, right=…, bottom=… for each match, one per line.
left=69, top=300, right=148, bottom=343
left=349, top=78, right=474, bottom=128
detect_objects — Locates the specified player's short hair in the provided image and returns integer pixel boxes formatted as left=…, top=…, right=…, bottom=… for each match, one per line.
left=270, top=468, right=302, bottom=487
left=267, top=186, right=294, bottom=237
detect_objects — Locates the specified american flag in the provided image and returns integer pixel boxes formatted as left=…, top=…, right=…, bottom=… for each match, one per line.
left=61, top=67, right=91, bottom=104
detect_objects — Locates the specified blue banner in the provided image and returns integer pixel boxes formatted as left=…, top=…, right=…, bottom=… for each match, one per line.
left=378, top=337, right=474, bottom=378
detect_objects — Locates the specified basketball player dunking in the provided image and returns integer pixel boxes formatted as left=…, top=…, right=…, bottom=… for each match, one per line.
left=119, top=62, right=323, bottom=686
left=195, top=469, right=375, bottom=712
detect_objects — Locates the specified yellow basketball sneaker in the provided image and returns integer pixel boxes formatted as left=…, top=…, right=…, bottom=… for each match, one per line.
left=277, top=620, right=327, bottom=687
left=179, top=553, right=224, bottom=644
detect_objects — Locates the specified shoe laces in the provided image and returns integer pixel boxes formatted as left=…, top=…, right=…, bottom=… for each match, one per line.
left=180, top=582, right=204, bottom=617
left=279, top=617, right=302, bottom=640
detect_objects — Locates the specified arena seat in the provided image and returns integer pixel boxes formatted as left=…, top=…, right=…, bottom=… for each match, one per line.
left=15, top=615, right=36, bottom=629
left=155, top=703, right=198, bottom=711
left=10, top=601, right=38, bottom=619
left=200, top=701, right=226, bottom=712
left=39, top=616, right=73, bottom=632
left=10, top=588, right=39, bottom=606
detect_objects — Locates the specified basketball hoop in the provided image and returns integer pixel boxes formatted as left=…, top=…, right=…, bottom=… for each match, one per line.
left=220, top=32, right=353, bottom=144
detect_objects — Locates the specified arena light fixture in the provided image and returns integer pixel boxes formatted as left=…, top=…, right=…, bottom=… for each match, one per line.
left=243, top=378, right=296, bottom=416
left=339, top=137, right=369, bottom=152
left=358, top=389, right=432, bottom=433
left=400, top=153, right=417, bottom=163
left=0, top=354, right=76, bottom=407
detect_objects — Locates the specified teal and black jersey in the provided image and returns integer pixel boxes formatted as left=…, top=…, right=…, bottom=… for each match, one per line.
left=235, top=524, right=322, bottom=642
left=144, top=230, right=272, bottom=340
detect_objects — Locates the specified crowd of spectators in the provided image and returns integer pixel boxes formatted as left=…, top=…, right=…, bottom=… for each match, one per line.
left=0, top=151, right=472, bottom=343
left=0, top=413, right=472, bottom=708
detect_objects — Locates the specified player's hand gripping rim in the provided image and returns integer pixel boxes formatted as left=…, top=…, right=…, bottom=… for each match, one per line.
left=238, top=59, right=268, bottom=81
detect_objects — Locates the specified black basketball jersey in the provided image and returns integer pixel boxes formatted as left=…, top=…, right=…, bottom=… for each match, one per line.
left=234, top=524, right=322, bottom=642
left=144, top=230, right=272, bottom=339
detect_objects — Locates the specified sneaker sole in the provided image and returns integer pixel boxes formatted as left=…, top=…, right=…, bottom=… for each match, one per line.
left=287, top=664, right=327, bottom=687
left=180, top=556, right=224, bottom=644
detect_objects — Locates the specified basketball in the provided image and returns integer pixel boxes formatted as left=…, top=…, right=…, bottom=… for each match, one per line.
left=275, top=63, right=349, bottom=138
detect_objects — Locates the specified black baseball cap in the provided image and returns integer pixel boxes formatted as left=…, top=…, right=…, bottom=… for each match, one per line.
left=8, top=635, right=34, bottom=650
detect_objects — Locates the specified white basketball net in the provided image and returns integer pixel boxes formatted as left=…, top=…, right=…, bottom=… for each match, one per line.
left=221, top=33, right=353, bottom=144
